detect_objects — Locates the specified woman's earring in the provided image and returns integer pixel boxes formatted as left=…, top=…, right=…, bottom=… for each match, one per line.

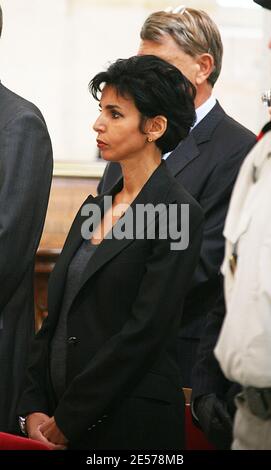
left=147, top=136, right=153, bottom=143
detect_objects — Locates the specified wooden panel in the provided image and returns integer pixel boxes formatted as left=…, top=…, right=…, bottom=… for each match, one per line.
left=39, top=176, right=99, bottom=251
left=34, top=176, right=100, bottom=329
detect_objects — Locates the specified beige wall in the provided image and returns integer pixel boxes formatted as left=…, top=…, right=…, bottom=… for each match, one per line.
left=0, top=0, right=269, bottom=172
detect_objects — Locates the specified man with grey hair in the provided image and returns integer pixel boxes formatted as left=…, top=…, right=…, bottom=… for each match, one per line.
left=97, top=6, right=255, bottom=446
left=0, top=4, right=53, bottom=433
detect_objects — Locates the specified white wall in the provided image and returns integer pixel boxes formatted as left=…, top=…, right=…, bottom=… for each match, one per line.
left=0, top=0, right=269, bottom=170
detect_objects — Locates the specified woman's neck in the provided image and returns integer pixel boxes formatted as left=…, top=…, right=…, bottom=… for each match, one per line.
left=118, top=150, right=161, bottom=202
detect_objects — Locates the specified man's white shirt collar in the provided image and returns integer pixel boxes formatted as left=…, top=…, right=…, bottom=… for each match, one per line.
left=191, top=95, right=216, bottom=130
left=163, top=95, right=216, bottom=160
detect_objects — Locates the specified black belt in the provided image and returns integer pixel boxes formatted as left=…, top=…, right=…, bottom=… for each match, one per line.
left=240, top=387, right=271, bottom=420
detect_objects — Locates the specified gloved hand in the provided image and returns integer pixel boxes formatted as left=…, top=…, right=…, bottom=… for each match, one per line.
left=193, top=393, right=233, bottom=449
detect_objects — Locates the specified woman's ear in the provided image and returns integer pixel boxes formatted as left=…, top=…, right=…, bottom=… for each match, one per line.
left=195, top=53, right=214, bottom=86
left=147, top=115, right=167, bottom=143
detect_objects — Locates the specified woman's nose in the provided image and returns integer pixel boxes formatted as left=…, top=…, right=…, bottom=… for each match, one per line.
left=93, top=114, right=105, bottom=133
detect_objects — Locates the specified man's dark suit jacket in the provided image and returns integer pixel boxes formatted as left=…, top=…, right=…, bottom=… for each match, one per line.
left=191, top=123, right=271, bottom=430
left=97, top=102, right=256, bottom=386
left=0, top=83, right=53, bottom=433
left=18, top=163, right=203, bottom=449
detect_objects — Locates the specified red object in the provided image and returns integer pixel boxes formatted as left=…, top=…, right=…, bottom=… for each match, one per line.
left=257, top=131, right=264, bottom=142
left=0, top=432, right=51, bottom=450
left=185, top=405, right=215, bottom=450
left=257, top=121, right=271, bottom=141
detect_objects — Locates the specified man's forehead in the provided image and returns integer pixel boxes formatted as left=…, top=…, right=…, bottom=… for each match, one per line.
left=138, top=36, right=181, bottom=54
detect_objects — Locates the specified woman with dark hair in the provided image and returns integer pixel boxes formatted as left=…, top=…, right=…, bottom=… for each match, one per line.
left=18, top=55, right=203, bottom=450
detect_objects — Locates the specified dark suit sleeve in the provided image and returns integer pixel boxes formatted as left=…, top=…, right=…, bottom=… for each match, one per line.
left=191, top=285, right=241, bottom=422
left=0, top=110, right=53, bottom=314
left=18, top=316, right=53, bottom=414
left=51, top=208, right=203, bottom=441
left=191, top=281, right=230, bottom=399
left=191, top=139, right=255, bottom=288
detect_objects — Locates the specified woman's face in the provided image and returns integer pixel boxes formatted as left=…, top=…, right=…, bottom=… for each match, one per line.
left=93, top=85, right=148, bottom=162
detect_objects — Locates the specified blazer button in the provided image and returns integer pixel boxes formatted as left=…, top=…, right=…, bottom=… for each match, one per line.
left=67, top=336, right=78, bottom=345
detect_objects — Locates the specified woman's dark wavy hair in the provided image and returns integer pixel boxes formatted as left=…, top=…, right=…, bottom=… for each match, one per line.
left=89, top=55, right=196, bottom=154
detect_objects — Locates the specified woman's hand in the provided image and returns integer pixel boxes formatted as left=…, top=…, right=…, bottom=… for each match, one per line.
left=40, top=416, right=68, bottom=447
left=27, top=412, right=67, bottom=450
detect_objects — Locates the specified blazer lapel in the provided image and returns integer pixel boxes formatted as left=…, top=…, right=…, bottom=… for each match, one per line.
left=166, top=101, right=226, bottom=176
left=166, top=132, right=200, bottom=176
left=48, top=193, right=103, bottom=321
left=50, top=176, right=123, bottom=287
left=75, top=162, right=173, bottom=297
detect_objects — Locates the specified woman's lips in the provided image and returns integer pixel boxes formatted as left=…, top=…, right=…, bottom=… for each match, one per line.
left=97, top=139, right=108, bottom=149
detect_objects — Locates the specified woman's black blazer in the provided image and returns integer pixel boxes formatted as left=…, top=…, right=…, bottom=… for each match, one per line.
left=18, top=162, right=203, bottom=448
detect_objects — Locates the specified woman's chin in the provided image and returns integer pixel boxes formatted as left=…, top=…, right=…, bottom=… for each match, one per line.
left=100, top=153, right=119, bottom=163
left=101, top=156, right=113, bottom=162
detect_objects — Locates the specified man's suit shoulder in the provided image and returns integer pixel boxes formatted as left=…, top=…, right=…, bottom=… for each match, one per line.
left=192, top=105, right=256, bottom=173
left=214, top=109, right=255, bottom=144
left=0, top=83, right=46, bottom=128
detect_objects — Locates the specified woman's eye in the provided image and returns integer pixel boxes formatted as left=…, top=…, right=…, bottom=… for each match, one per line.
left=111, top=111, right=121, bottom=119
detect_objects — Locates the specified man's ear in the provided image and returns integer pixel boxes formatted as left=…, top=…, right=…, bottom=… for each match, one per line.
left=146, top=115, right=167, bottom=143
left=195, top=53, right=214, bottom=86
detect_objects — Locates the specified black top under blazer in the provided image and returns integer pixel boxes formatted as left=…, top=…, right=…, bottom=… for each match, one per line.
left=18, top=163, right=203, bottom=449
left=0, top=83, right=53, bottom=433
left=97, top=102, right=256, bottom=385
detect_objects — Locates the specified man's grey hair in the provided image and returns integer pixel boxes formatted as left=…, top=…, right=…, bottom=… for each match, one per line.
left=140, top=8, right=223, bottom=87
left=0, top=5, right=2, bottom=37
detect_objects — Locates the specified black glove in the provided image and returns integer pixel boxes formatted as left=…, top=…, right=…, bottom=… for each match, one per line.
left=193, top=393, right=233, bottom=450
